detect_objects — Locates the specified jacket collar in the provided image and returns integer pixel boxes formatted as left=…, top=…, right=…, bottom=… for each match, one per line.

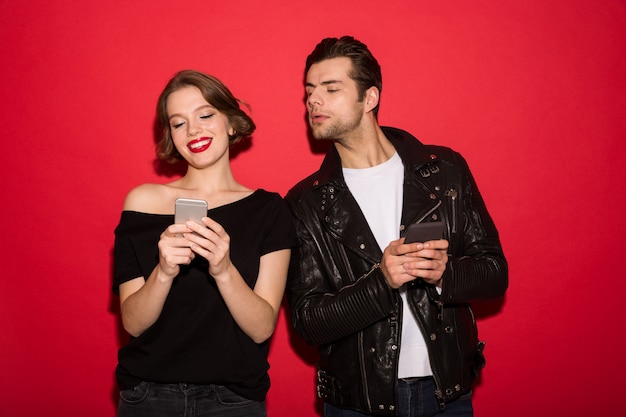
left=314, top=126, right=438, bottom=188
left=306, top=127, right=443, bottom=262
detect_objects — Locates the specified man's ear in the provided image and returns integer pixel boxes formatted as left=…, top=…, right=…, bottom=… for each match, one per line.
left=364, top=86, right=380, bottom=113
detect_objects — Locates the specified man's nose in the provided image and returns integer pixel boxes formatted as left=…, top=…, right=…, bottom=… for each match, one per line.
left=307, top=91, right=321, bottom=109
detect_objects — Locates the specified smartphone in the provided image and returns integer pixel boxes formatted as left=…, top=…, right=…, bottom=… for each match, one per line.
left=174, top=198, right=208, bottom=226
left=404, top=221, right=445, bottom=244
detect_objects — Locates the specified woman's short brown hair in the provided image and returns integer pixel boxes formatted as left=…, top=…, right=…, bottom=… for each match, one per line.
left=155, top=70, right=256, bottom=163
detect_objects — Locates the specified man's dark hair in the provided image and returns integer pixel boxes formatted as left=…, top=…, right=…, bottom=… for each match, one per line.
left=305, top=36, right=382, bottom=117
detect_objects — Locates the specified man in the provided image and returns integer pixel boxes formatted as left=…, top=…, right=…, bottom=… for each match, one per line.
left=286, top=36, right=508, bottom=417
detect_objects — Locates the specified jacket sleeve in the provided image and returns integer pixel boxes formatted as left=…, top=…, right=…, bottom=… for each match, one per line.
left=285, top=192, right=397, bottom=346
left=437, top=151, right=508, bottom=304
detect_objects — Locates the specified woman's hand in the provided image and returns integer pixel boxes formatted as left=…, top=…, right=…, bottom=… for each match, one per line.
left=182, top=217, right=232, bottom=280
left=157, top=223, right=197, bottom=278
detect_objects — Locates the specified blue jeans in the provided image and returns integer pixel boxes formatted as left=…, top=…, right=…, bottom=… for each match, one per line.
left=117, top=381, right=266, bottom=417
left=324, top=377, right=473, bottom=417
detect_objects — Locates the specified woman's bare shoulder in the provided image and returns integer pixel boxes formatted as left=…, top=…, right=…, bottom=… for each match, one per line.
left=123, top=183, right=175, bottom=213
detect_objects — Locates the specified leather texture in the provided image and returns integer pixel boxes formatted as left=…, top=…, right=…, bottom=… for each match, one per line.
left=286, top=127, right=508, bottom=415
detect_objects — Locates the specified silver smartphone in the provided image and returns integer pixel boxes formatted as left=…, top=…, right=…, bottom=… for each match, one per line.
left=404, top=221, right=445, bottom=243
left=174, top=198, right=208, bottom=226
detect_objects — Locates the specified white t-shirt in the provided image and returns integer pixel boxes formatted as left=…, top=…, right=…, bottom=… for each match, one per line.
left=343, top=152, right=433, bottom=378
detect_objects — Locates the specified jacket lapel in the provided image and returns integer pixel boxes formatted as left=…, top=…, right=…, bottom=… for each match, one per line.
left=311, top=129, right=445, bottom=264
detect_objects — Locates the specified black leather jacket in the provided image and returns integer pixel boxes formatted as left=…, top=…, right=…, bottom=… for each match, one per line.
left=285, top=127, right=508, bottom=415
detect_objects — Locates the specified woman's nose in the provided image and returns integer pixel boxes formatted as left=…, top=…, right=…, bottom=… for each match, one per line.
left=187, top=121, right=200, bottom=136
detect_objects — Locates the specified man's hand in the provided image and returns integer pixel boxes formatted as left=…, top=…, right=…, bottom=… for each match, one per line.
left=380, top=238, right=449, bottom=289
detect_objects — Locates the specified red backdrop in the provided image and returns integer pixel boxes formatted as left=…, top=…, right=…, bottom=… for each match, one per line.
left=1, top=1, right=625, bottom=416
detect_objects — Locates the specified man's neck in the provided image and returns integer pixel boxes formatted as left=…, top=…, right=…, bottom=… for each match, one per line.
left=334, top=124, right=396, bottom=169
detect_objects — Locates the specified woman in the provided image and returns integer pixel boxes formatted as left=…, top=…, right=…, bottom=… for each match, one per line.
left=113, top=70, right=296, bottom=416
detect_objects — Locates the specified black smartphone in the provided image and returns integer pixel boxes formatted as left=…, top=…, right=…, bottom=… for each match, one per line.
left=404, top=221, right=445, bottom=244
left=174, top=198, right=208, bottom=226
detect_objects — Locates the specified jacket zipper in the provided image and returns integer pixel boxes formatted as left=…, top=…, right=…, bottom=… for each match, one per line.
left=410, top=200, right=442, bottom=226
left=444, top=188, right=458, bottom=233
left=361, top=262, right=382, bottom=413
left=357, top=331, right=372, bottom=412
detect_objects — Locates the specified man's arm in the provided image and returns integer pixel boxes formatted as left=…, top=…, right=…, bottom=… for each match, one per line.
left=438, top=152, right=508, bottom=303
left=286, top=204, right=396, bottom=346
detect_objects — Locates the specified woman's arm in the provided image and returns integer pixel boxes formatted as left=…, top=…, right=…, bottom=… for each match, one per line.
left=184, top=217, right=290, bottom=344
left=117, top=185, right=196, bottom=337
left=118, top=268, right=172, bottom=338
left=215, top=249, right=291, bottom=344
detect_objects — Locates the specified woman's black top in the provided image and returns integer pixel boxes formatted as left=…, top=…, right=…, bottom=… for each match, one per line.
left=113, top=190, right=297, bottom=401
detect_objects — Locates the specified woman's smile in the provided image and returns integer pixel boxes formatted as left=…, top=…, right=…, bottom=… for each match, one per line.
left=187, top=137, right=212, bottom=153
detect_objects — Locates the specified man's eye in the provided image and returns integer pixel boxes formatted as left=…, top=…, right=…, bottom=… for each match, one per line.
left=327, top=89, right=338, bottom=93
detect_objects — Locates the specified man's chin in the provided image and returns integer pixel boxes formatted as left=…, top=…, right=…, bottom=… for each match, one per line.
left=313, top=135, right=333, bottom=141
left=310, top=128, right=332, bottom=141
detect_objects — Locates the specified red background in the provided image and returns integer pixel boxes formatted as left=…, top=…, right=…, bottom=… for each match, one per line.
left=1, top=1, right=625, bottom=416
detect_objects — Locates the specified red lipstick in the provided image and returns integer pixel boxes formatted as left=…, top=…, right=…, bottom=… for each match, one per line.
left=187, top=137, right=212, bottom=153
